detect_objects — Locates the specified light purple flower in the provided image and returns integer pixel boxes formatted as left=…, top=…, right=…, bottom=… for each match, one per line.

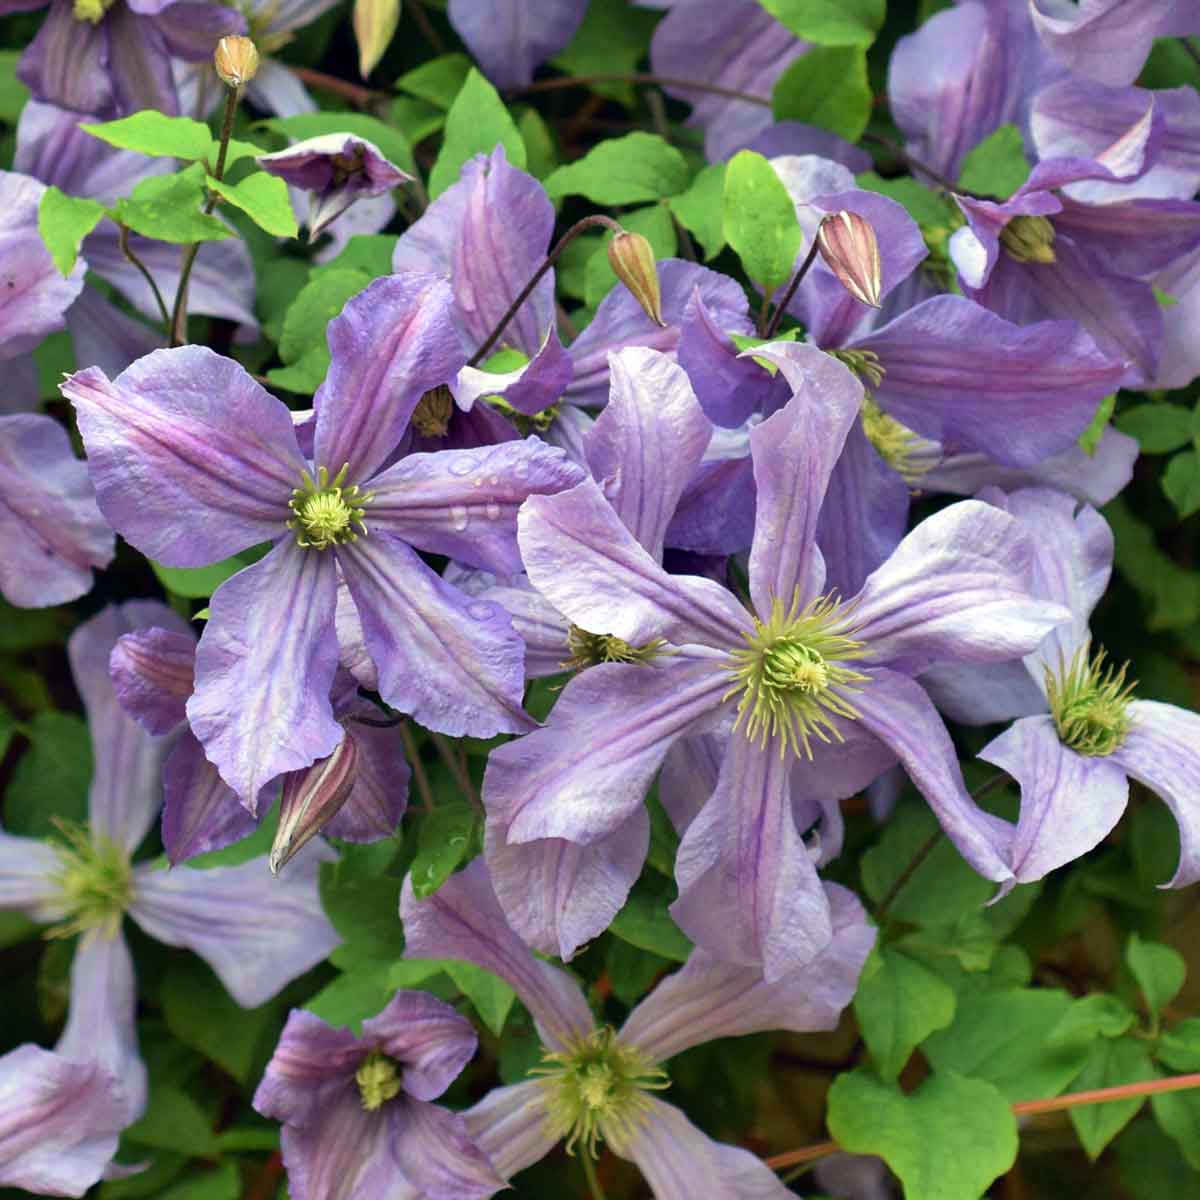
left=0, top=603, right=340, bottom=1129
left=401, top=858, right=874, bottom=1200
left=63, top=273, right=583, bottom=806
left=252, top=990, right=503, bottom=1200
left=447, top=0, right=587, bottom=89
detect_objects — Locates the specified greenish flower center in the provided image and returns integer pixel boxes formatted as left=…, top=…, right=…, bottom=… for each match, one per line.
left=72, top=0, right=114, bottom=22
left=534, top=1027, right=667, bottom=1158
left=411, top=385, right=455, bottom=438
left=725, top=591, right=870, bottom=759
left=829, top=348, right=885, bottom=390
left=288, top=464, right=372, bottom=550
left=563, top=626, right=667, bottom=671
left=485, top=395, right=559, bottom=436
left=1045, top=643, right=1136, bottom=757
left=355, top=1051, right=404, bottom=1111
left=860, top=398, right=935, bottom=484
left=47, top=821, right=133, bottom=940
left=1000, top=215, right=1057, bottom=265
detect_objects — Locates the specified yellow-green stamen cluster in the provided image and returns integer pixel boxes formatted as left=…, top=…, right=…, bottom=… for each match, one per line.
left=829, top=347, right=885, bottom=390
left=411, top=385, right=455, bottom=438
left=725, top=592, right=870, bottom=759
left=485, top=395, right=559, bottom=436
left=1000, top=215, right=1057, bottom=264
left=355, top=1050, right=404, bottom=1111
left=1045, top=643, right=1136, bottom=757
left=72, top=0, right=114, bottom=22
left=860, top=398, right=935, bottom=485
left=563, top=626, right=667, bottom=671
left=288, top=464, right=372, bottom=550
left=534, top=1027, right=668, bottom=1158
left=47, top=821, right=133, bottom=940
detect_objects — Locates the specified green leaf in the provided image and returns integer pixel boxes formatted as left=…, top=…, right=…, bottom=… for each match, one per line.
left=856, top=171, right=954, bottom=227
left=827, top=1068, right=1018, bottom=1200
left=584, top=202, right=676, bottom=308
left=82, top=111, right=215, bottom=162
left=112, top=165, right=233, bottom=244
left=313, top=234, right=400, bottom=281
left=1163, top=448, right=1200, bottom=518
left=125, top=1084, right=217, bottom=1156
left=273, top=267, right=372, bottom=391
left=267, top=345, right=331, bottom=394
left=760, top=0, right=885, bottom=46
left=1079, top=391, right=1116, bottom=455
left=150, top=543, right=269, bottom=600
left=396, top=53, right=472, bottom=108
left=1069, top=1036, right=1158, bottom=1158
left=1116, top=402, right=1195, bottom=453
left=606, top=936, right=672, bottom=1006
left=1158, top=1019, right=1200, bottom=1071
left=428, top=68, right=526, bottom=199
left=668, top=162, right=726, bottom=260
left=545, top=132, right=690, bottom=205
left=0, top=51, right=29, bottom=122
left=772, top=46, right=871, bottom=141
left=305, top=964, right=394, bottom=1032
left=212, top=1125, right=279, bottom=1153
left=260, top=113, right=416, bottom=179
left=722, top=150, right=803, bottom=293
left=1126, top=933, right=1186, bottom=1016
left=1105, top=495, right=1200, bottom=630
left=957, top=124, right=1031, bottom=199
left=319, top=858, right=405, bottom=961
left=444, top=961, right=516, bottom=1036
left=1152, top=1089, right=1200, bottom=1169
left=5, top=711, right=92, bottom=836
left=188, top=801, right=278, bottom=869
left=608, top=874, right=692, bottom=963
left=390, top=96, right=446, bottom=148
left=518, top=107, right=557, bottom=180
left=1047, top=994, right=1136, bottom=1046
left=38, top=188, right=106, bottom=276
left=1117, top=1118, right=1200, bottom=1200
left=550, top=0, right=661, bottom=106
left=409, top=800, right=480, bottom=898
left=158, top=1164, right=241, bottom=1200
left=100, top=1154, right=188, bottom=1198
left=207, top=172, right=298, bottom=238
left=854, top=946, right=956, bottom=1081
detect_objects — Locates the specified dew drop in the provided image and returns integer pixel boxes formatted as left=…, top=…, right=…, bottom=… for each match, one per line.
left=485, top=501, right=501, bottom=521
left=449, top=456, right=478, bottom=477
left=450, top=505, right=469, bottom=531
left=466, top=601, right=493, bottom=621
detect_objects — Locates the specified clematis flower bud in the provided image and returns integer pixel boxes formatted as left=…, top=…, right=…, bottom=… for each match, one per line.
left=270, top=732, right=359, bottom=874
left=816, top=210, right=882, bottom=308
left=214, top=35, right=260, bottom=88
left=607, top=230, right=665, bottom=327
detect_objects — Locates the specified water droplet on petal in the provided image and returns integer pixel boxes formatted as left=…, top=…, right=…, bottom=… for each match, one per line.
left=485, top=501, right=501, bottom=521
left=467, top=601, right=493, bottom=621
left=449, top=456, right=477, bottom=477
left=450, top=505, right=469, bottom=531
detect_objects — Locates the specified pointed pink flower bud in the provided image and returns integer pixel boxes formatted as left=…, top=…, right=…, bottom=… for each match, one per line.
left=214, top=36, right=260, bottom=88
left=607, top=230, right=665, bottom=327
left=270, top=733, right=359, bottom=874
left=816, top=210, right=882, bottom=308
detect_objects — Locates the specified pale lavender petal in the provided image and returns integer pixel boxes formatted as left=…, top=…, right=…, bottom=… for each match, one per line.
left=980, top=715, right=1128, bottom=883
left=110, top=628, right=195, bottom=735
left=484, top=653, right=731, bottom=846
left=321, top=715, right=409, bottom=843
left=667, top=450, right=757, bottom=558
left=450, top=326, right=572, bottom=417
left=130, top=844, right=339, bottom=1007
left=258, top=134, right=409, bottom=196
left=462, top=1081, right=558, bottom=1181
left=0, top=832, right=68, bottom=920
left=1029, top=0, right=1181, bottom=86
left=338, top=534, right=532, bottom=737
left=1052, top=195, right=1200, bottom=282
left=0, top=413, right=114, bottom=607
left=63, top=349, right=303, bottom=566
left=450, top=570, right=568, bottom=677
left=1111, top=701, right=1200, bottom=887
left=64, top=287, right=161, bottom=379
left=367, top=437, right=582, bottom=575
left=740, top=123, right=871, bottom=172
left=485, top=804, right=649, bottom=960
left=919, top=659, right=1046, bottom=726
left=1154, top=245, right=1200, bottom=389
left=187, top=540, right=343, bottom=807
left=624, top=882, right=873, bottom=1062
left=161, top=734, right=258, bottom=864
left=57, top=931, right=145, bottom=1125
left=672, top=733, right=832, bottom=981
left=313, top=275, right=465, bottom=485
left=0, top=1045, right=124, bottom=1196
left=448, top=0, right=585, bottom=88
left=675, top=288, right=769, bottom=429
left=658, top=732, right=724, bottom=835
left=400, top=860, right=595, bottom=1051
left=335, top=570, right=377, bottom=692
left=584, top=347, right=711, bottom=560
left=391, top=1099, right=504, bottom=1200
left=17, top=0, right=112, bottom=116
left=104, top=5, right=182, bottom=116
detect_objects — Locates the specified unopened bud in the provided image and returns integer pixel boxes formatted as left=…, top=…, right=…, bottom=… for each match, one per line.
left=817, top=211, right=882, bottom=308
left=607, top=231, right=665, bottom=327
left=270, top=733, right=358, bottom=874
left=214, top=35, right=259, bottom=88
left=999, top=214, right=1056, bottom=264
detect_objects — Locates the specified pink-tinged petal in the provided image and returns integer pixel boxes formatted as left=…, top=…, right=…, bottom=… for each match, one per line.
left=253, top=1009, right=364, bottom=1128
left=313, top=275, right=466, bottom=485
left=400, top=860, right=594, bottom=1051
left=852, top=500, right=1068, bottom=676
left=485, top=804, right=649, bottom=961
left=0, top=831, right=68, bottom=920
left=855, top=668, right=1015, bottom=886
left=450, top=326, right=572, bottom=417
left=1154, top=245, right=1200, bottom=389
left=64, top=287, right=161, bottom=379
left=367, top=437, right=582, bottom=575
left=71, top=603, right=184, bottom=851
left=17, top=0, right=112, bottom=117
left=672, top=734, right=832, bottom=982
left=659, top=732, right=724, bottom=835
left=63, top=349, right=303, bottom=566
left=0, top=413, right=114, bottom=608
left=462, top=1081, right=557, bottom=1181
left=0, top=172, right=85, bottom=358
left=392, top=1098, right=505, bottom=1200
left=919, top=659, right=1046, bottom=726
left=338, top=534, right=531, bottom=737
left=1111, top=701, right=1200, bottom=887
left=746, top=344, right=865, bottom=615
left=854, top=295, right=1125, bottom=466
left=519, top=479, right=752, bottom=650
left=321, top=710, right=409, bottom=843
left=110, top=628, right=195, bottom=734
left=335, top=570, right=378, bottom=691
left=485, top=653, right=731, bottom=846
left=187, top=541, right=343, bottom=807
left=1029, top=0, right=1180, bottom=86
left=361, top=991, right=478, bottom=1103
left=161, top=734, right=259, bottom=864
left=609, top=1096, right=793, bottom=1200
left=980, top=715, right=1127, bottom=884
left=584, top=347, right=712, bottom=561
left=0, top=1045, right=124, bottom=1196
left=624, top=882, right=872, bottom=1062
left=57, top=930, right=146, bottom=1125
left=130, top=844, right=339, bottom=1007
left=447, top=0, right=585, bottom=88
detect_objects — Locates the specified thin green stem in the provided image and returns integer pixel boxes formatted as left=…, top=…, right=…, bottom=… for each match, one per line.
left=580, top=1151, right=607, bottom=1200
left=763, top=236, right=821, bottom=338
left=118, top=224, right=170, bottom=331
left=431, top=732, right=479, bottom=811
left=398, top=723, right=434, bottom=814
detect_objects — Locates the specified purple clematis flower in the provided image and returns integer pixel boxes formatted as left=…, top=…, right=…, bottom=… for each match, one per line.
left=0, top=1045, right=125, bottom=1196
left=258, top=133, right=412, bottom=241
left=401, top=858, right=875, bottom=1200
left=252, top=990, right=503, bottom=1199
left=447, top=0, right=587, bottom=89
left=2, top=0, right=243, bottom=116
left=922, top=487, right=1200, bottom=889
left=483, top=343, right=1068, bottom=976
left=0, top=603, right=340, bottom=1128
left=62, top=273, right=583, bottom=806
